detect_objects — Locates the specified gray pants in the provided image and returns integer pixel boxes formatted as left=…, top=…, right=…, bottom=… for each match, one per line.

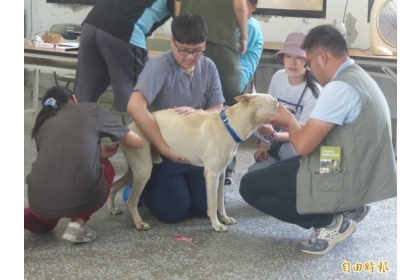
left=248, top=142, right=299, bottom=172
left=240, top=155, right=335, bottom=229
left=74, top=23, right=148, bottom=112
left=248, top=155, right=280, bottom=172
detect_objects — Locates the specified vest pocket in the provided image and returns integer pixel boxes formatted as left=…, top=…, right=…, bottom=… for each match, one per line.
left=311, top=172, right=346, bottom=207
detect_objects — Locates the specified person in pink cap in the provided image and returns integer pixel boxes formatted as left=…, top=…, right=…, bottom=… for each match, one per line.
left=249, top=32, right=322, bottom=172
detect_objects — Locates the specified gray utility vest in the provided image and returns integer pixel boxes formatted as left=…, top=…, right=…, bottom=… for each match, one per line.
left=297, top=64, right=397, bottom=214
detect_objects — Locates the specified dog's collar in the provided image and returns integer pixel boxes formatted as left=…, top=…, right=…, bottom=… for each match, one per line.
left=219, top=107, right=242, bottom=143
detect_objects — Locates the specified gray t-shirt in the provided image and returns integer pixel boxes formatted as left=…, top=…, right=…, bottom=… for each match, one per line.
left=26, top=103, right=130, bottom=218
left=133, top=50, right=225, bottom=111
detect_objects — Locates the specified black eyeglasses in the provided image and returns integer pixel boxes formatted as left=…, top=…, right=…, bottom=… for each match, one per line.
left=173, top=41, right=205, bottom=57
left=304, top=52, right=319, bottom=71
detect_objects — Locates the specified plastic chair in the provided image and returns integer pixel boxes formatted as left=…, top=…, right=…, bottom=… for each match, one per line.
left=50, top=23, right=81, bottom=40
left=49, top=23, right=82, bottom=88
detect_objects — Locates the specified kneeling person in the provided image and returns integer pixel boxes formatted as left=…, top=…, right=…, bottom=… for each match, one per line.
left=126, top=13, right=224, bottom=223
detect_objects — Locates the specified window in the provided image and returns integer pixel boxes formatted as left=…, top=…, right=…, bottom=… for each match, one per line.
left=255, top=0, right=327, bottom=18
left=46, top=0, right=98, bottom=5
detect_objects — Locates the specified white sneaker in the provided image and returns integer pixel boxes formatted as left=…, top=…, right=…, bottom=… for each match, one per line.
left=62, top=222, right=96, bottom=243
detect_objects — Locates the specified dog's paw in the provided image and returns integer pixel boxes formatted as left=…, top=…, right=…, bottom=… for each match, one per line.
left=135, top=221, right=151, bottom=231
left=220, top=216, right=236, bottom=225
left=109, top=207, right=123, bottom=215
left=213, top=223, right=229, bottom=232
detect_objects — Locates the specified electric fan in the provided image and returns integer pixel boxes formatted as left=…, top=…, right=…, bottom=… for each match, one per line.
left=369, top=0, right=397, bottom=55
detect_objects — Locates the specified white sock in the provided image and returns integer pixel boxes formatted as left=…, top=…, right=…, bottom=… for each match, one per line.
left=68, top=221, right=83, bottom=228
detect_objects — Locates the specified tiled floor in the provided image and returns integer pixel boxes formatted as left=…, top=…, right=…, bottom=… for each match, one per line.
left=24, top=74, right=397, bottom=279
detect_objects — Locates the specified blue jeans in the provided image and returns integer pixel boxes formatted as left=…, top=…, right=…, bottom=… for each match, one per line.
left=133, top=156, right=208, bottom=223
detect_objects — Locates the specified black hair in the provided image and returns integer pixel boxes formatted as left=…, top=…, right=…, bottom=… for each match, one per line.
left=249, top=0, right=259, bottom=5
left=301, top=24, right=348, bottom=58
left=305, top=71, right=320, bottom=99
left=31, top=86, right=73, bottom=139
left=171, top=13, right=208, bottom=45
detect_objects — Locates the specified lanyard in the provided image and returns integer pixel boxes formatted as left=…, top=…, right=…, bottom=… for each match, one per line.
left=294, top=83, right=308, bottom=113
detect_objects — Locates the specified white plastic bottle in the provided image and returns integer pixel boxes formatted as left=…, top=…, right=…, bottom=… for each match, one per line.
left=339, top=23, right=347, bottom=39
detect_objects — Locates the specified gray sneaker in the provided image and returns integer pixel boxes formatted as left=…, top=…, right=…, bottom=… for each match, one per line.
left=344, top=205, right=371, bottom=223
left=298, top=214, right=357, bottom=255
left=62, top=222, right=96, bottom=243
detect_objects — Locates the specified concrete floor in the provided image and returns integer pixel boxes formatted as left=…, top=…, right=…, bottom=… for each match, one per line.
left=24, top=73, right=397, bottom=280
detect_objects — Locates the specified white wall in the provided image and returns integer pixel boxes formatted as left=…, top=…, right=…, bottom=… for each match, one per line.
left=24, top=0, right=371, bottom=49
left=257, top=0, right=371, bottom=49
left=24, top=1, right=92, bottom=38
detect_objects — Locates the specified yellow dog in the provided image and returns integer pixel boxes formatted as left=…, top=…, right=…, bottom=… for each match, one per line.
left=108, top=94, right=281, bottom=232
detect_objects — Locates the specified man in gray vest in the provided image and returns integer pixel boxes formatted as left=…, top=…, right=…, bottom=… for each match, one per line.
left=239, top=24, right=397, bottom=255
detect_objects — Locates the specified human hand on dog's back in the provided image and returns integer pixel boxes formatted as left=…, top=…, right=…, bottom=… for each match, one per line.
left=174, top=106, right=196, bottom=115
left=174, top=104, right=222, bottom=115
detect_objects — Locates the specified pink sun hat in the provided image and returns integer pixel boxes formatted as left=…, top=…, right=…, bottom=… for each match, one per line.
left=274, top=32, right=307, bottom=65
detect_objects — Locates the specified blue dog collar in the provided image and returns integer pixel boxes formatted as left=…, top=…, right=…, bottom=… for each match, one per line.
left=219, top=107, right=242, bottom=143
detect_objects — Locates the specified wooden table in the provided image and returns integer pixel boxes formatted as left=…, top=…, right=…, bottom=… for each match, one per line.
left=347, top=48, right=397, bottom=83
left=24, top=45, right=78, bottom=118
left=24, top=44, right=162, bottom=119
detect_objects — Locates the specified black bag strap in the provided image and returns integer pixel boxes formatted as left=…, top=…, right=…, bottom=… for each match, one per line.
left=294, top=82, right=308, bottom=113
left=269, top=83, right=308, bottom=160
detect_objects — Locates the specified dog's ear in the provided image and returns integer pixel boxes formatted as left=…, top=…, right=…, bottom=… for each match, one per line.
left=235, top=93, right=256, bottom=105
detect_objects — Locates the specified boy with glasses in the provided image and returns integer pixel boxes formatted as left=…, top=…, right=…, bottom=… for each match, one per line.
left=125, top=13, right=224, bottom=223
